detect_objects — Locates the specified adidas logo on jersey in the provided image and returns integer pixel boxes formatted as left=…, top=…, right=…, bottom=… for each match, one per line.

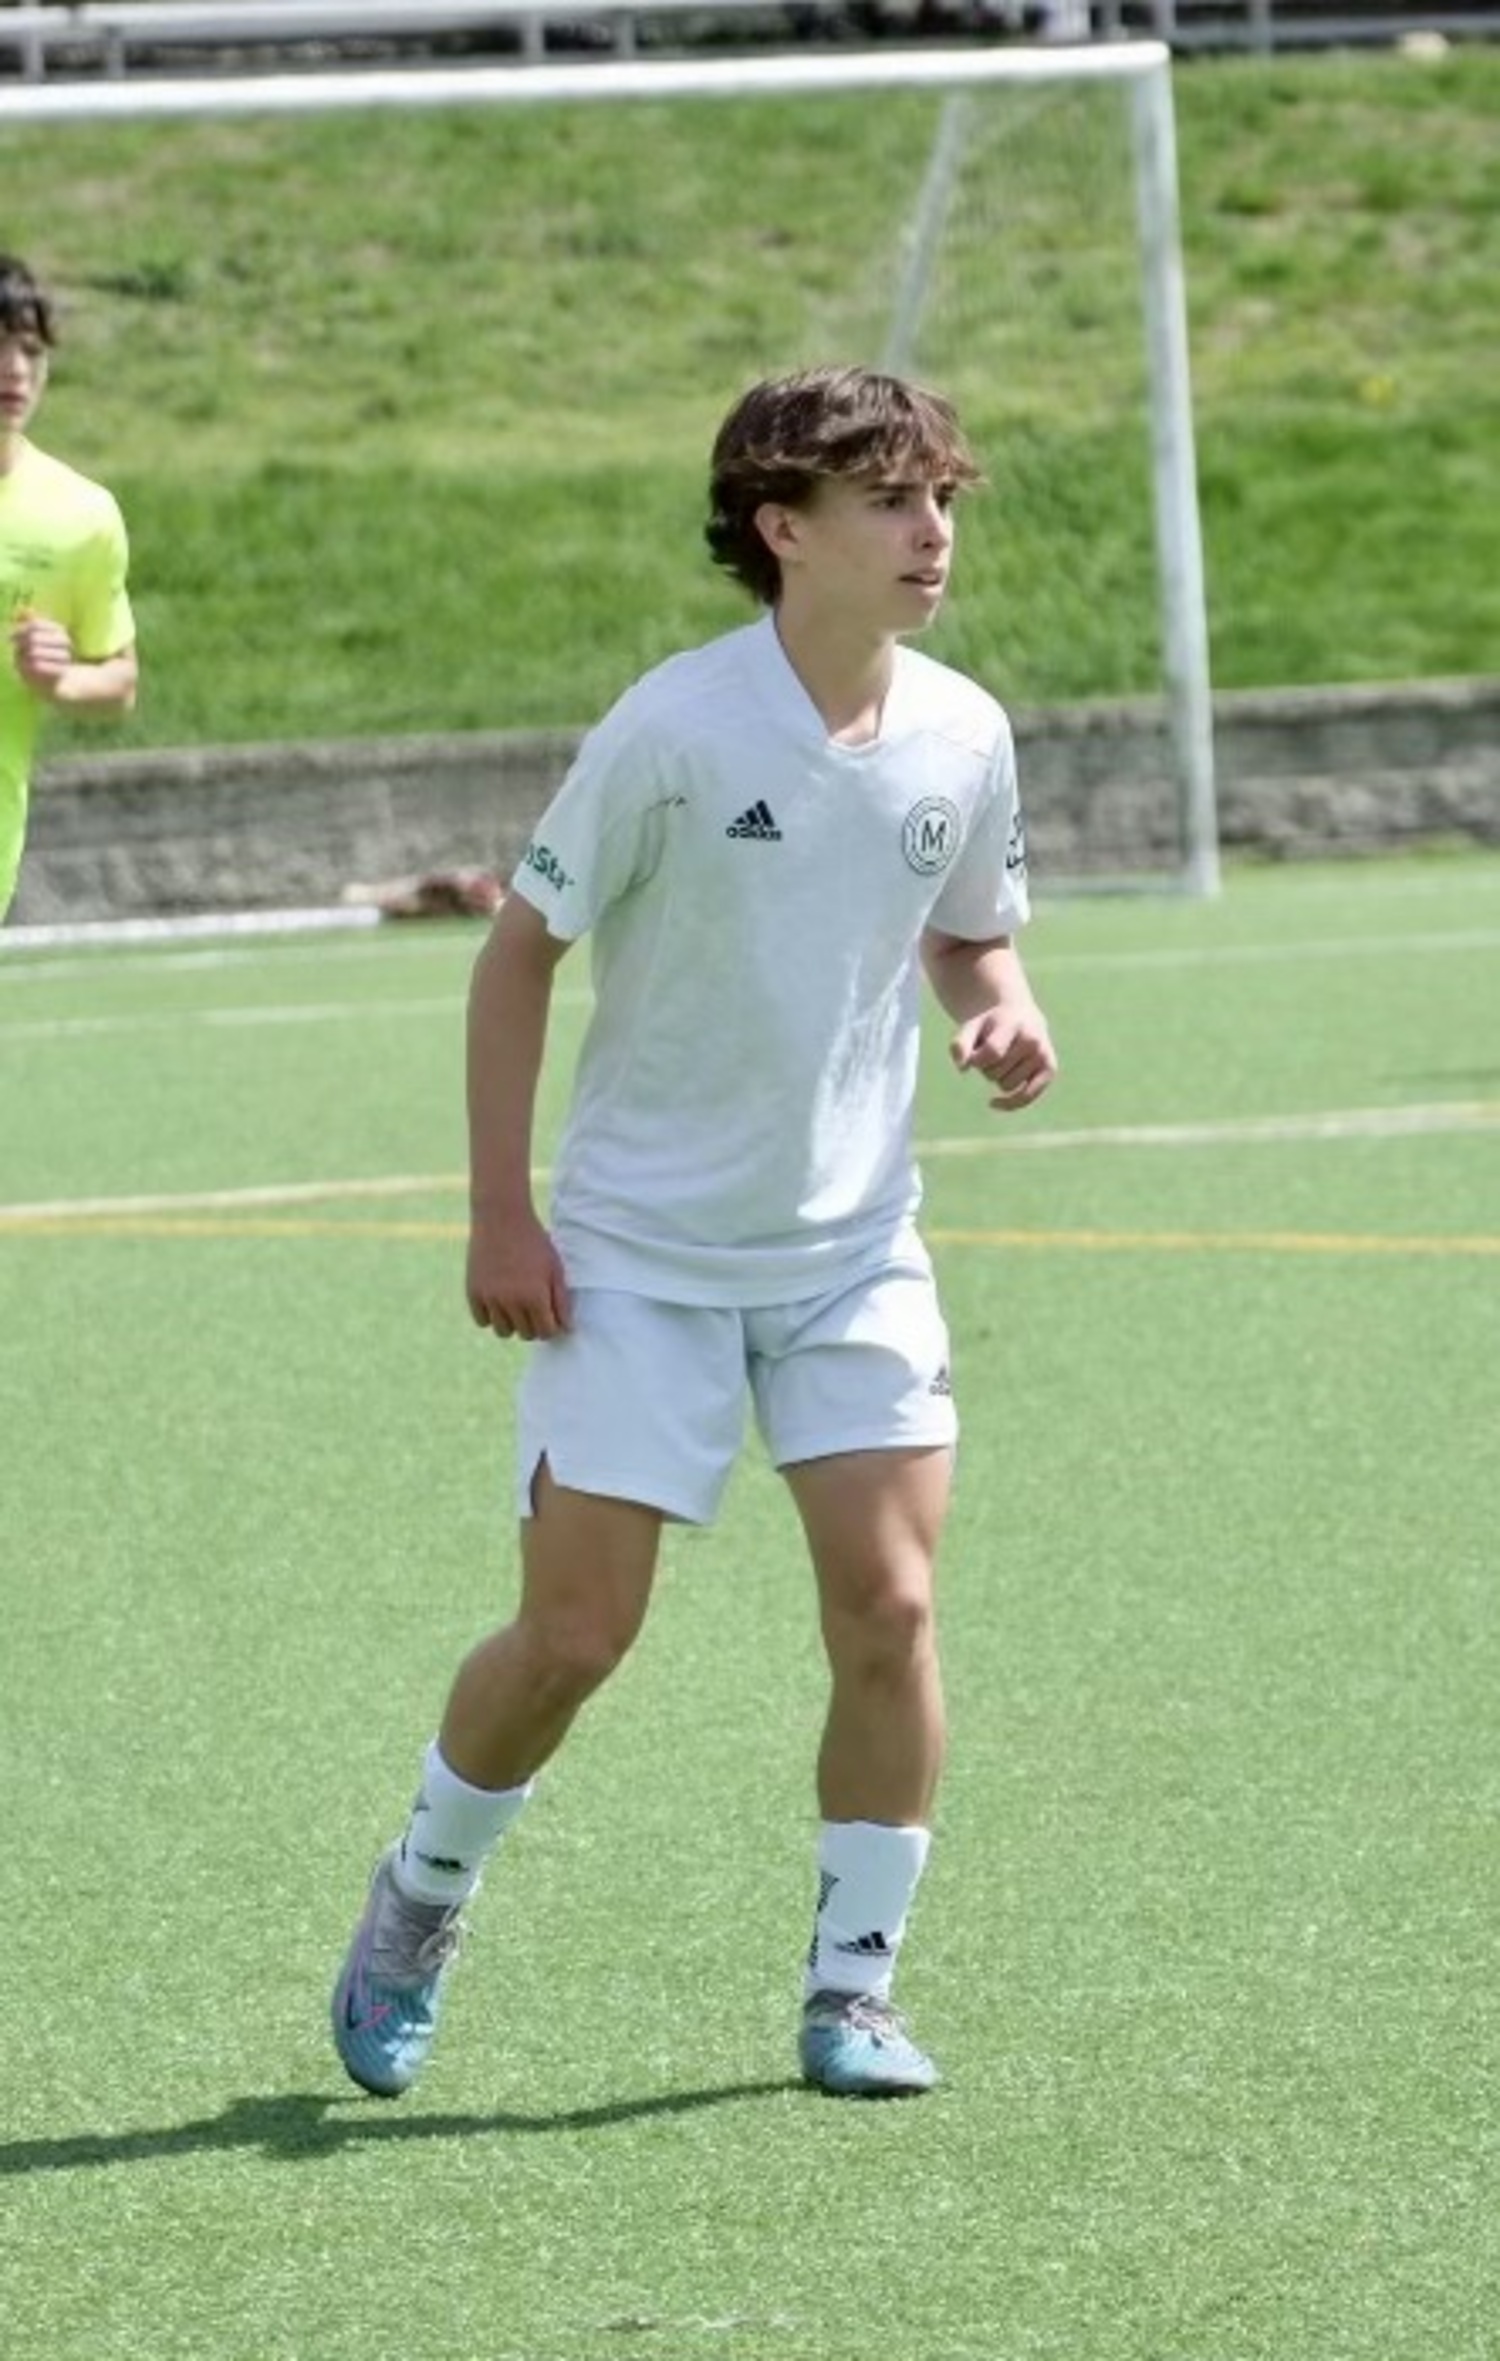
left=726, top=800, right=783, bottom=841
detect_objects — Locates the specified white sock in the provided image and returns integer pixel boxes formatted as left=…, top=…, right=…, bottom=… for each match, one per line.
left=805, top=1820, right=932, bottom=2001
left=392, top=1740, right=534, bottom=1905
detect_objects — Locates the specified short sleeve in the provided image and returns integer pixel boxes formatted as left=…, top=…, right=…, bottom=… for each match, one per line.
left=508, top=687, right=674, bottom=942
left=927, top=719, right=1031, bottom=939
left=69, top=499, right=134, bottom=660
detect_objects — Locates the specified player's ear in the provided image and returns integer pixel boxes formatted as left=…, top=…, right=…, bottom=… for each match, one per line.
left=753, top=500, right=806, bottom=567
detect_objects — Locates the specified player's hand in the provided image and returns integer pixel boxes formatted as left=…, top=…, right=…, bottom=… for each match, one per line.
left=950, top=1001, right=1059, bottom=1113
left=466, top=1208, right=573, bottom=1341
left=10, top=611, right=74, bottom=696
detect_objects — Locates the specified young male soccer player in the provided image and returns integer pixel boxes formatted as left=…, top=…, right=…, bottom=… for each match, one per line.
left=0, top=253, right=138, bottom=922
left=332, top=365, right=1059, bottom=2100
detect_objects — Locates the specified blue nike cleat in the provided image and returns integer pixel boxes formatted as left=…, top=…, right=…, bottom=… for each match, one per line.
left=799, top=1990, right=940, bottom=2097
left=331, top=1849, right=466, bottom=2098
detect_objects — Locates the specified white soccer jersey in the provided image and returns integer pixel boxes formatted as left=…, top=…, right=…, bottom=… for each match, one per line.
left=509, top=613, right=1030, bottom=1306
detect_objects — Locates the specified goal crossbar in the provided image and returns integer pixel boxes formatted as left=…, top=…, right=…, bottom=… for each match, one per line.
left=0, top=44, right=1175, bottom=125
left=1, top=41, right=1218, bottom=897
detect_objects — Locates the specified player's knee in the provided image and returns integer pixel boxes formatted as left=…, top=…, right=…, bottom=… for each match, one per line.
left=828, top=1577, right=936, bottom=1676
left=521, top=1599, right=639, bottom=1700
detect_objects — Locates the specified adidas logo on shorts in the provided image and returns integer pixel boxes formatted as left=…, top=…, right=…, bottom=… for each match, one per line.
left=726, top=800, right=783, bottom=841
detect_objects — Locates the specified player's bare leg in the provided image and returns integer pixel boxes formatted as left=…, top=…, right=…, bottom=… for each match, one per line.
left=784, top=1445, right=951, bottom=2095
left=788, top=1444, right=950, bottom=1824
left=440, top=1461, right=665, bottom=1789
left=333, top=1464, right=662, bottom=2096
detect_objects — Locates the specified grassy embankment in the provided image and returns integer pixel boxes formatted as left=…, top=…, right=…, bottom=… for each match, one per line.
left=6, top=44, right=1497, bottom=748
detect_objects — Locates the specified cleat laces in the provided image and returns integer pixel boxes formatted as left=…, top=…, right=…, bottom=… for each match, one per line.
left=807, top=1991, right=907, bottom=2041
left=366, top=1878, right=467, bottom=1989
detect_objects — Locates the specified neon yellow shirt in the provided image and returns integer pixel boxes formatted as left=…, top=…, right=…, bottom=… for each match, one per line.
left=1, top=440, right=134, bottom=917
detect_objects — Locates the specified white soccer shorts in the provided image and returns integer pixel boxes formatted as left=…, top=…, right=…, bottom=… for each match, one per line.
left=515, top=1253, right=957, bottom=1525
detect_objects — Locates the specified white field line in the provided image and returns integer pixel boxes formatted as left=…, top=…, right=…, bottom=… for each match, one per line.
left=1176, top=865, right=1500, bottom=903
left=1033, top=926, right=1500, bottom=971
left=0, top=907, right=381, bottom=953
left=0, top=931, right=474, bottom=988
left=926, top=1226, right=1500, bottom=1256
left=3, top=927, right=1498, bottom=1043
left=0, top=1173, right=471, bottom=1223
left=0, top=998, right=458, bottom=1041
left=0, top=987, right=594, bottom=1041
left=2, top=1100, right=1495, bottom=1229
left=920, top=1100, right=1500, bottom=1155
left=3, top=839, right=1498, bottom=979
left=3, top=921, right=1499, bottom=1009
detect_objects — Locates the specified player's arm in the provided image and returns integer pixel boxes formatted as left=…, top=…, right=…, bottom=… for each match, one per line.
left=10, top=614, right=137, bottom=714
left=921, top=927, right=1058, bottom=1113
left=466, top=892, right=574, bottom=1341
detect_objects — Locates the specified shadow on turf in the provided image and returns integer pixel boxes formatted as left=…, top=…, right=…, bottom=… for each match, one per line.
left=0, top=2081, right=803, bottom=2178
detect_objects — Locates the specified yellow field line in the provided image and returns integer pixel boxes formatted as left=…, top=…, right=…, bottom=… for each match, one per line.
left=4, top=1211, right=1497, bottom=1257
left=2, top=1100, right=1494, bottom=1230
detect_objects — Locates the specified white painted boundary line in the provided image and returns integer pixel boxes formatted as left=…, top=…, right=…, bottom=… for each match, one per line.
left=0, top=906, right=381, bottom=955
left=2, top=924, right=1498, bottom=1043
left=0, top=985, right=593, bottom=1041
left=0, top=998, right=461, bottom=1042
left=2, top=1101, right=1496, bottom=1227
left=1034, top=926, right=1500, bottom=970
left=0, top=930, right=472, bottom=987
left=0, top=1173, right=467, bottom=1223
left=4, top=857, right=1498, bottom=971
left=3, top=862, right=1496, bottom=976
left=920, top=1101, right=1500, bottom=1155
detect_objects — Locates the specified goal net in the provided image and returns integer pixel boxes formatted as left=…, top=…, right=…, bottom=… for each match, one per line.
left=1, top=45, right=1215, bottom=901
left=870, top=62, right=1215, bottom=892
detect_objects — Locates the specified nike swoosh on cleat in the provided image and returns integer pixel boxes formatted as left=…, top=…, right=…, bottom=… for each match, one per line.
left=344, top=1981, right=392, bottom=2032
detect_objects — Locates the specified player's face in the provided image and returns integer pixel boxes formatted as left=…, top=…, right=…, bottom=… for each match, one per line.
left=774, top=469, right=958, bottom=635
left=0, top=331, right=49, bottom=441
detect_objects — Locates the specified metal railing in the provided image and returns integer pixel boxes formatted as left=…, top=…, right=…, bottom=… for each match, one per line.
left=1, top=1, right=648, bottom=77
left=0, top=0, right=1494, bottom=79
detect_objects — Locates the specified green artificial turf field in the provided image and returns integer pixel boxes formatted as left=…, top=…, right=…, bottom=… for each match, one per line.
left=1, top=852, right=1496, bottom=2360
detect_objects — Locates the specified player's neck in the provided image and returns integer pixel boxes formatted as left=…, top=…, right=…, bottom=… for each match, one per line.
left=772, top=607, right=897, bottom=748
left=0, top=430, right=23, bottom=477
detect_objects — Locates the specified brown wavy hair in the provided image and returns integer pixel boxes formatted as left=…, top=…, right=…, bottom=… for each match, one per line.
left=0, top=255, right=57, bottom=347
left=705, top=365, right=981, bottom=605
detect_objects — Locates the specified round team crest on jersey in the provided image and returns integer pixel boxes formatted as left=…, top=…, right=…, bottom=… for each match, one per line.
left=902, top=797, right=961, bottom=877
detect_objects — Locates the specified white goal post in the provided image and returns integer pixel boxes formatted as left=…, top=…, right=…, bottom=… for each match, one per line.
left=0, top=42, right=1219, bottom=898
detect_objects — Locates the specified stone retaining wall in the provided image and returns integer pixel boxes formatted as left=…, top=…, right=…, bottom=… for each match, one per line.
left=11, top=677, right=1498, bottom=925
